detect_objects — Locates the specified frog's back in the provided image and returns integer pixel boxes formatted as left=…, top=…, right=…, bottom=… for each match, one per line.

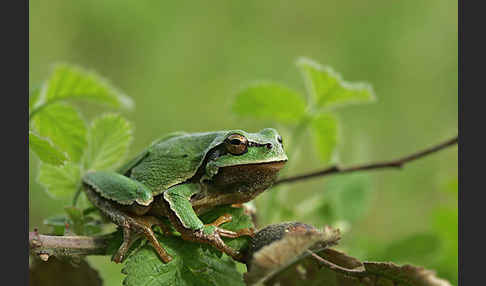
left=128, top=131, right=224, bottom=195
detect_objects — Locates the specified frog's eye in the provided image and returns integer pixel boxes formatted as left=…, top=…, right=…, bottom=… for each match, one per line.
left=224, top=134, right=248, bottom=155
left=277, top=135, right=283, bottom=145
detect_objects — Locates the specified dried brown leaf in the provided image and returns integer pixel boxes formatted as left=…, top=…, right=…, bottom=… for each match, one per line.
left=244, top=222, right=341, bottom=285
left=244, top=222, right=451, bottom=286
left=363, top=262, right=452, bottom=286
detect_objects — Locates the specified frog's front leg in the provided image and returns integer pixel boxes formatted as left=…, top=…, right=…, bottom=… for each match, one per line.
left=162, top=184, right=251, bottom=262
left=82, top=173, right=172, bottom=264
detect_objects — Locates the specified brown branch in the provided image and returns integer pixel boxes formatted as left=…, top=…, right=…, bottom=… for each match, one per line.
left=29, top=230, right=114, bottom=261
left=274, top=135, right=458, bottom=186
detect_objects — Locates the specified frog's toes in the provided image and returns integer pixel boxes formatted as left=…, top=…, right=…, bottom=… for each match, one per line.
left=205, top=213, right=233, bottom=228
left=111, top=227, right=143, bottom=263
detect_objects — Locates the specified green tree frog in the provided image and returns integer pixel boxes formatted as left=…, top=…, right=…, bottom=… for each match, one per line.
left=82, top=128, right=287, bottom=263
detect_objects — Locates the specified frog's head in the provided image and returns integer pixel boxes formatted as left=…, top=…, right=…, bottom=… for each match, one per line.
left=206, top=128, right=288, bottom=170
left=194, top=128, right=288, bottom=207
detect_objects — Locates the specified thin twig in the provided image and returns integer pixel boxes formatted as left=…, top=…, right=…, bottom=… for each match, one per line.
left=274, top=135, right=458, bottom=186
left=29, top=230, right=114, bottom=261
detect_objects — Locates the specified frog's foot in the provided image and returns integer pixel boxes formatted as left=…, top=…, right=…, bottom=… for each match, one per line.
left=112, top=227, right=141, bottom=263
left=138, top=215, right=173, bottom=236
left=217, top=226, right=255, bottom=238
left=84, top=186, right=173, bottom=264
left=182, top=227, right=243, bottom=262
left=128, top=216, right=173, bottom=264
left=112, top=216, right=173, bottom=264
left=179, top=225, right=254, bottom=262
left=205, top=214, right=255, bottom=238
left=206, top=213, right=233, bottom=227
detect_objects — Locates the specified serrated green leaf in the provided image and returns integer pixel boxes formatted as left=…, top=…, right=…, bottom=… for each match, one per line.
left=121, top=205, right=252, bottom=286
left=38, top=162, right=81, bottom=200
left=233, top=82, right=307, bottom=123
left=122, top=235, right=245, bottom=286
left=32, top=103, right=87, bottom=163
left=297, top=58, right=375, bottom=110
left=31, top=64, right=133, bottom=114
left=29, top=131, right=69, bottom=166
left=84, top=114, right=133, bottom=171
left=311, top=113, right=338, bottom=163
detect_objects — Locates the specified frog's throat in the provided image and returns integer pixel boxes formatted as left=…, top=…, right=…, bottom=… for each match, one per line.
left=192, top=160, right=286, bottom=213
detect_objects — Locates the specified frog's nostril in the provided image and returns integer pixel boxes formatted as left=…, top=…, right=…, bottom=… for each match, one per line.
left=266, top=143, right=273, bottom=150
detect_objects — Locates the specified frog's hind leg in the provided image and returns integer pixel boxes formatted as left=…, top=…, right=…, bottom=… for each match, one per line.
left=83, top=186, right=172, bottom=263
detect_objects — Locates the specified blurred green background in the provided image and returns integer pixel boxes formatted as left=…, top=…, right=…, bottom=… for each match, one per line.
left=29, top=0, right=458, bottom=285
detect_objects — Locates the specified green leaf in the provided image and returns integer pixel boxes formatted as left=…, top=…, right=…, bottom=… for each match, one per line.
left=64, top=206, right=103, bottom=235
left=32, top=103, right=87, bottom=163
left=64, top=207, right=86, bottom=235
left=84, top=114, right=133, bottom=171
left=297, top=57, right=375, bottom=110
left=311, top=113, right=338, bottom=163
left=378, top=233, right=441, bottom=263
left=31, top=64, right=133, bottom=115
left=122, top=235, right=245, bottom=286
left=297, top=175, right=371, bottom=227
left=82, top=216, right=104, bottom=236
left=233, top=82, right=307, bottom=123
left=37, top=162, right=81, bottom=200
left=433, top=208, right=457, bottom=250
left=29, top=88, right=41, bottom=116
left=121, top=205, right=253, bottom=285
left=43, top=215, right=70, bottom=235
left=325, top=174, right=373, bottom=224
left=29, top=131, right=69, bottom=166
left=44, top=210, right=103, bottom=236
left=443, top=177, right=458, bottom=195
left=432, top=207, right=458, bottom=284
